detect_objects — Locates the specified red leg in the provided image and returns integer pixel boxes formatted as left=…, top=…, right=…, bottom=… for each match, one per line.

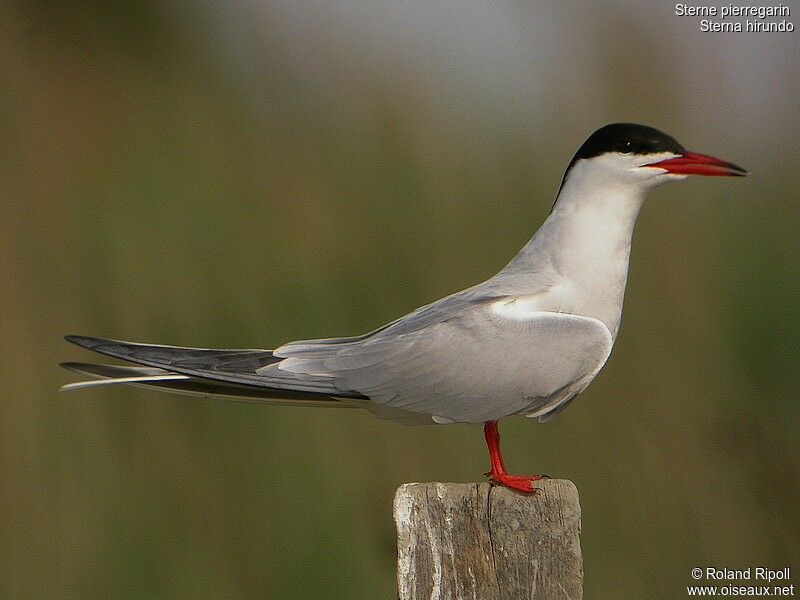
left=483, top=420, right=543, bottom=494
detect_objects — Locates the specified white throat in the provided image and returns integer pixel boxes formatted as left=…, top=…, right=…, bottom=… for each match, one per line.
left=498, top=154, right=671, bottom=338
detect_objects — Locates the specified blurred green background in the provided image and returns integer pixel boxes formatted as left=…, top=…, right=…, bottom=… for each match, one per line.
left=2, top=2, right=798, bottom=598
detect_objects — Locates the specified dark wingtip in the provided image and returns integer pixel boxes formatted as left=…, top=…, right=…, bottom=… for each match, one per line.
left=64, top=335, right=105, bottom=349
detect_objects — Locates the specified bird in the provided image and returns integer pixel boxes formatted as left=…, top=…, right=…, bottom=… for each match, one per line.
left=61, top=123, right=747, bottom=493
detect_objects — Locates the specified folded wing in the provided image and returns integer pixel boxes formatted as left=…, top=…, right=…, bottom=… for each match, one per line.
left=275, top=304, right=614, bottom=423
left=61, top=335, right=366, bottom=402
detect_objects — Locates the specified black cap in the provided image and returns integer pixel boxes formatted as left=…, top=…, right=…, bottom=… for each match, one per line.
left=573, top=123, right=685, bottom=162
left=557, top=124, right=686, bottom=193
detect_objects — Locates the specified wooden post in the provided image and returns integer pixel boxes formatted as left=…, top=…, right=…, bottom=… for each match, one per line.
left=394, top=481, right=582, bottom=600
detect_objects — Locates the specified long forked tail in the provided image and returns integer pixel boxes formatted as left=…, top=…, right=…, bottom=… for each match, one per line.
left=60, top=335, right=366, bottom=407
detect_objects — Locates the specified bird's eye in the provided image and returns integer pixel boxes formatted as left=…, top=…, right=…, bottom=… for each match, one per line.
left=621, top=141, right=634, bottom=155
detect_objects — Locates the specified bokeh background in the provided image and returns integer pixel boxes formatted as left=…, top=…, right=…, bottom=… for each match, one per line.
left=3, top=1, right=798, bottom=598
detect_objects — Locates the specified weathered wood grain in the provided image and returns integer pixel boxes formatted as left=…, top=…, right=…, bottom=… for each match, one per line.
left=394, top=481, right=582, bottom=600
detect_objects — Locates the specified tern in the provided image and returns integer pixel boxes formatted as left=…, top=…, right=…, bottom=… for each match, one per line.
left=61, top=123, right=747, bottom=493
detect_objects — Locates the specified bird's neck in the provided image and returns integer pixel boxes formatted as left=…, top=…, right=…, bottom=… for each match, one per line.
left=501, top=164, right=647, bottom=338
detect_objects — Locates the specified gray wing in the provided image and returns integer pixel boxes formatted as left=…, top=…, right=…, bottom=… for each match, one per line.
left=275, top=302, right=613, bottom=423
left=62, top=336, right=366, bottom=399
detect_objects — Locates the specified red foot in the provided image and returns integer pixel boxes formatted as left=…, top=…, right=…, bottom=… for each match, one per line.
left=489, top=473, right=544, bottom=494
left=484, top=421, right=543, bottom=494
